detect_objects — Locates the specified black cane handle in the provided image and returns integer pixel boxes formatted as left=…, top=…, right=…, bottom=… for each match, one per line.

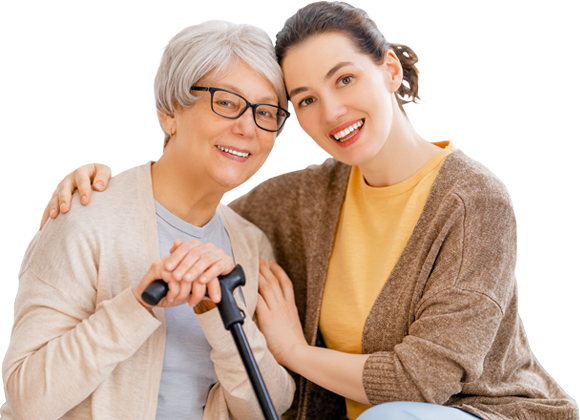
left=141, top=280, right=169, bottom=306
left=141, top=264, right=245, bottom=310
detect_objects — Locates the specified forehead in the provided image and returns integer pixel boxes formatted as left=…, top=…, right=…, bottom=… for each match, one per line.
left=201, top=61, right=278, bottom=103
left=281, top=33, right=371, bottom=89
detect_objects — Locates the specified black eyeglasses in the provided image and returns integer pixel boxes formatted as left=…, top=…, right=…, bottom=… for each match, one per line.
left=191, top=86, right=290, bottom=132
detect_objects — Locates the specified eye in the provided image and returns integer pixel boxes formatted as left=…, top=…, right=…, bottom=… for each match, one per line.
left=298, top=97, right=315, bottom=108
left=338, top=75, right=353, bottom=87
left=257, top=109, right=274, bottom=118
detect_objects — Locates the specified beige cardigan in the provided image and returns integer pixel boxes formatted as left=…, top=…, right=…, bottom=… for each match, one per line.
left=230, top=151, right=578, bottom=420
left=1, top=162, right=294, bottom=420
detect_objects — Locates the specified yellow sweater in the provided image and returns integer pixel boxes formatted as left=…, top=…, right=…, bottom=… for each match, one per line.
left=319, top=142, right=455, bottom=419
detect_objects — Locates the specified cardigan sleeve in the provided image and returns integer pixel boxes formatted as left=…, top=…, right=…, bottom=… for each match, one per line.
left=3, top=224, right=161, bottom=419
left=362, top=189, right=517, bottom=405
left=198, top=232, right=295, bottom=420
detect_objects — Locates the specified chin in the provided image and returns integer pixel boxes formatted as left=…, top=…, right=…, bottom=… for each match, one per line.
left=214, top=171, right=253, bottom=191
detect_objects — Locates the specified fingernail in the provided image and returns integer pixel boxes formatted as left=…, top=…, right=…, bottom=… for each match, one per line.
left=60, top=202, right=66, bottom=211
left=50, top=209, right=56, bottom=218
left=81, top=195, right=88, bottom=204
left=166, top=263, right=174, bottom=270
left=174, top=271, right=182, bottom=279
left=184, top=273, right=192, bottom=281
left=95, top=181, right=104, bottom=190
left=200, top=276, right=206, bottom=283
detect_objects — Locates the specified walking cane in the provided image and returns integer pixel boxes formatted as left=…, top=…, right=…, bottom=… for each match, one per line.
left=142, top=264, right=280, bottom=420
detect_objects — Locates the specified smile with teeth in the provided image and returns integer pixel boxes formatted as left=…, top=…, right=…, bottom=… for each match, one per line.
left=333, top=120, right=364, bottom=141
left=216, top=145, right=250, bottom=158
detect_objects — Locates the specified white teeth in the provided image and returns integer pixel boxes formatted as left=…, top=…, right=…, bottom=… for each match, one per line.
left=333, top=120, right=364, bottom=140
left=216, top=145, right=249, bottom=158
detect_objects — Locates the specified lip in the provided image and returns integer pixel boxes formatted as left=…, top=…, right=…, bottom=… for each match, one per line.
left=216, top=148, right=250, bottom=162
left=329, top=118, right=365, bottom=136
left=333, top=123, right=364, bottom=148
left=216, top=145, right=251, bottom=154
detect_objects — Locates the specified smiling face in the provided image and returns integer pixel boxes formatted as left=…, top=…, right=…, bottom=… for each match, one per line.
left=163, top=62, right=278, bottom=192
left=282, top=32, right=403, bottom=167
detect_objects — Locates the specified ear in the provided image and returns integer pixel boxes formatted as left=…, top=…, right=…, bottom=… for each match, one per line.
left=158, top=111, right=176, bottom=137
left=381, top=49, right=403, bottom=94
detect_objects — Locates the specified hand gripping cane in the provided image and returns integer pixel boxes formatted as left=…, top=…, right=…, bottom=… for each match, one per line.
left=142, top=264, right=279, bottom=420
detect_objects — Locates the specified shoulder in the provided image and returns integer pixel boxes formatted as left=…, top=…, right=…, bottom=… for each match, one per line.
left=42, top=164, right=144, bottom=234
left=218, top=204, right=271, bottom=251
left=21, top=164, right=149, bottom=276
left=229, top=158, right=350, bottom=222
left=437, top=150, right=513, bottom=212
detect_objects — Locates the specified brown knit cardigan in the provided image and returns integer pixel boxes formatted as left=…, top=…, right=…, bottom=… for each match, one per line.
left=230, top=150, right=578, bottom=420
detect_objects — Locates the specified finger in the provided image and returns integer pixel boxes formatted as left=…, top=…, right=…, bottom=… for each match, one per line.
left=164, top=279, right=181, bottom=302
left=269, top=260, right=295, bottom=303
left=188, top=280, right=207, bottom=306
left=172, top=275, right=193, bottom=303
left=205, top=277, right=221, bottom=303
left=258, top=272, right=280, bottom=308
left=175, top=249, right=208, bottom=281
left=259, top=259, right=285, bottom=302
left=57, top=178, right=76, bottom=214
left=178, top=249, right=219, bottom=282
left=164, top=241, right=203, bottom=272
left=256, top=292, right=271, bottom=313
left=74, top=168, right=94, bottom=206
left=91, top=163, right=112, bottom=191
left=197, top=257, right=234, bottom=284
left=170, top=239, right=183, bottom=254
left=49, top=194, right=60, bottom=217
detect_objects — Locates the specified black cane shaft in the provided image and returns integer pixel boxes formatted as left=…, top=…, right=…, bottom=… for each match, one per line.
left=230, top=322, right=279, bottom=420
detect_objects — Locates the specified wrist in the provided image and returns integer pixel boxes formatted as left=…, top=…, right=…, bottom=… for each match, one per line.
left=132, top=286, right=154, bottom=310
left=280, top=342, right=309, bottom=371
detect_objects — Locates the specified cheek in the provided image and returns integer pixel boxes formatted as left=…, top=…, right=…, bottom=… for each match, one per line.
left=255, top=133, right=276, bottom=159
left=295, top=111, right=320, bottom=141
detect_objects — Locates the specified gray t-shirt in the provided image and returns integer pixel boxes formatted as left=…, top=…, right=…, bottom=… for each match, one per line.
left=154, top=200, right=234, bottom=420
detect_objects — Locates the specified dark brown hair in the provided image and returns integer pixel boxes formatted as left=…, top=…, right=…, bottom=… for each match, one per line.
left=275, top=1, right=420, bottom=110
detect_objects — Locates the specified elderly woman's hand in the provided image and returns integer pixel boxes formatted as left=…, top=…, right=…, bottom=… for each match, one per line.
left=133, top=239, right=233, bottom=309
left=256, top=259, right=307, bottom=367
left=40, top=163, right=112, bottom=230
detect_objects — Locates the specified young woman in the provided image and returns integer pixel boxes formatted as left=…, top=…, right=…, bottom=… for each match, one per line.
left=38, top=2, right=578, bottom=420
left=2, top=20, right=294, bottom=420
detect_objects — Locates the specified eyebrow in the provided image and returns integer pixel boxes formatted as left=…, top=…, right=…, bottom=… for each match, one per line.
left=219, top=83, right=277, bottom=104
left=288, top=61, right=355, bottom=99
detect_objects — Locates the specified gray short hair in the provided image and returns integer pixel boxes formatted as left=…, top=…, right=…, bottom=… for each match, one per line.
left=155, top=20, right=287, bottom=146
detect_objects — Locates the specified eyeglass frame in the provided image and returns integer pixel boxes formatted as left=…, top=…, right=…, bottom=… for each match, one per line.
left=190, top=86, right=291, bottom=133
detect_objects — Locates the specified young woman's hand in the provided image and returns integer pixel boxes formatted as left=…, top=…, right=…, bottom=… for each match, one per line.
left=256, top=259, right=307, bottom=367
left=40, top=163, right=112, bottom=230
left=133, top=239, right=232, bottom=309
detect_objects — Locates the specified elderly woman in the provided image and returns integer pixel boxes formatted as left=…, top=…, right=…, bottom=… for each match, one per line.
left=1, top=20, right=294, bottom=420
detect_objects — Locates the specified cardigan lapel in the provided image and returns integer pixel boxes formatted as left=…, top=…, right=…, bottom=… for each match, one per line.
left=135, top=161, right=167, bottom=419
left=301, top=162, right=352, bottom=346
left=361, top=151, right=466, bottom=353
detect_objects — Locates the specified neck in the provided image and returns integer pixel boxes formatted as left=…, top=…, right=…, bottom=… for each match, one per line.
left=358, top=96, right=441, bottom=187
left=151, top=151, right=225, bottom=227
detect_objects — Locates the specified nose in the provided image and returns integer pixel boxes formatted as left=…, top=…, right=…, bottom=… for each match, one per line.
left=233, top=106, right=258, bottom=137
left=321, top=93, right=348, bottom=124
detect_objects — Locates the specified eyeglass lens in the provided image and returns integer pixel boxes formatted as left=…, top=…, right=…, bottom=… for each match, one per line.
left=211, top=90, right=287, bottom=132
